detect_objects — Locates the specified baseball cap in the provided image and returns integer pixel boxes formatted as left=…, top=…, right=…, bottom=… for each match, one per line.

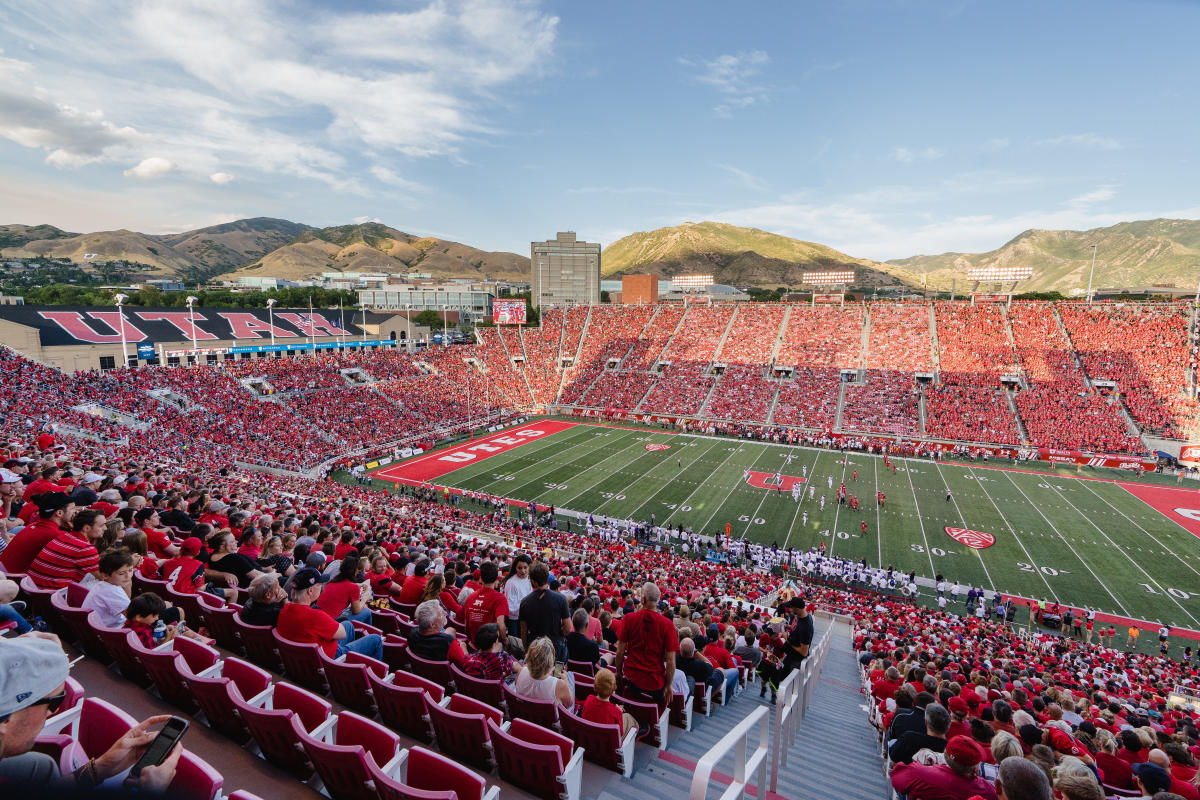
left=35, top=492, right=72, bottom=513
left=948, top=696, right=969, bottom=715
left=81, top=472, right=104, bottom=484
left=0, top=468, right=20, bottom=484
left=305, top=552, right=327, bottom=569
left=944, top=735, right=984, bottom=768
left=1131, top=762, right=1171, bottom=794
left=285, top=568, right=330, bottom=593
left=180, top=537, right=203, bottom=556
left=0, top=637, right=71, bottom=718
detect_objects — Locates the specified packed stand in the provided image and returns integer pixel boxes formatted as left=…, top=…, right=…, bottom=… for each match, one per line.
left=933, top=303, right=1019, bottom=386
left=638, top=361, right=717, bottom=416
left=582, top=371, right=659, bottom=411
left=866, top=304, right=933, bottom=372
left=623, top=305, right=685, bottom=370
left=771, top=367, right=842, bottom=429
left=776, top=306, right=865, bottom=368
left=925, top=384, right=1022, bottom=446
left=716, top=304, right=786, bottom=365
left=661, top=304, right=735, bottom=363
left=703, top=365, right=779, bottom=423
left=1016, top=384, right=1145, bottom=454
left=842, top=369, right=920, bottom=436
left=521, top=310, right=565, bottom=405
left=473, top=327, right=535, bottom=408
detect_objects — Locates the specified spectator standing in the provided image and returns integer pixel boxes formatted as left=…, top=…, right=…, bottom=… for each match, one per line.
left=613, top=582, right=678, bottom=706
left=519, top=562, right=571, bottom=661
left=462, top=561, right=510, bottom=646
left=502, top=554, right=533, bottom=635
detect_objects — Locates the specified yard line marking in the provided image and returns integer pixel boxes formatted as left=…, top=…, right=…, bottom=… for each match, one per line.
left=902, top=458, right=937, bottom=574
left=536, top=431, right=659, bottom=507
left=1000, top=470, right=1127, bottom=616
left=663, top=444, right=747, bottom=529
left=614, top=436, right=724, bottom=519
left=693, top=447, right=776, bottom=533
left=873, top=456, right=882, bottom=567
left=463, top=425, right=624, bottom=494
left=1047, top=481, right=1200, bottom=627
left=781, top=450, right=823, bottom=551
left=936, top=463, right=996, bottom=591
left=826, top=453, right=852, bottom=559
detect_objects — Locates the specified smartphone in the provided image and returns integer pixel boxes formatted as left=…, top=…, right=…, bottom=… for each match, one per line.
left=129, top=716, right=189, bottom=778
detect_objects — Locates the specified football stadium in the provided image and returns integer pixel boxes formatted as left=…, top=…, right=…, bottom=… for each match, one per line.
left=2, top=298, right=1200, bottom=800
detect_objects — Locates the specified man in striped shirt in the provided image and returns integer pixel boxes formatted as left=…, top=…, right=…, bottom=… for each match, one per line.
left=27, top=509, right=104, bottom=589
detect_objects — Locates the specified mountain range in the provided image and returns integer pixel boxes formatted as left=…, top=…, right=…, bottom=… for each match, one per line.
left=3, top=216, right=1198, bottom=294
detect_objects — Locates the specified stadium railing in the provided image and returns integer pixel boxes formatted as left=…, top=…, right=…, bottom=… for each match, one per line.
left=688, top=705, right=770, bottom=800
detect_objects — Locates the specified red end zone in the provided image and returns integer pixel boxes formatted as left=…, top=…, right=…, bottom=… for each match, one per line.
left=1118, top=482, right=1200, bottom=539
left=374, top=420, right=577, bottom=485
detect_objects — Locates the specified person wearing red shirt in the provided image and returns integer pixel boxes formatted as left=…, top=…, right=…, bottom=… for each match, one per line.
left=27, top=509, right=104, bottom=589
left=276, top=568, right=382, bottom=660
left=462, top=561, right=509, bottom=643
left=159, top=537, right=209, bottom=595
left=614, top=582, right=679, bottom=705
left=333, top=531, right=358, bottom=561
left=0, top=492, right=76, bottom=573
left=395, top=559, right=430, bottom=606
left=35, top=431, right=56, bottom=451
left=890, top=735, right=999, bottom=800
left=315, top=554, right=373, bottom=623
left=24, top=467, right=65, bottom=502
left=581, top=668, right=637, bottom=735
left=134, top=508, right=179, bottom=559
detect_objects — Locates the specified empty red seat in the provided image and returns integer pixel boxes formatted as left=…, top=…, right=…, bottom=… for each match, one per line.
left=503, top=683, right=560, bottom=731
left=51, top=588, right=111, bottom=663
left=427, top=693, right=502, bottom=771
left=235, top=615, right=284, bottom=674
left=273, top=630, right=329, bottom=694
left=488, top=717, right=583, bottom=800
left=369, top=745, right=499, bottom=800
left=300, top=710, right=403, bottom=800
left=565, top=660, right=595, bottom=677
left=321, top=650, right=388, bottom=716
left=233, top=681, right=331, bottom=779
left=19, top=575, right=67, bottom=639
left=558, top=706, right=637, bottom=778
left=134, top=635, right=220, bottom=713
left=169, top=749, right=225, bottom=800
left=181, top=656, right=272, bottom=743
left=382, top=635, right=410, bottom=672
left=87, top=612, right=152, bottom=686
left=369, top=670, right=441, bottom=744
left=450, top=663, right=505, bottom=712
left=407, top=652, right=454, bottom=690
left=202, top=603, right=243, bottom=654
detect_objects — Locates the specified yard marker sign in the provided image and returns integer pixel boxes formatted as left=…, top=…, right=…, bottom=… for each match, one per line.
left=945, top=527, right=995, bottom=549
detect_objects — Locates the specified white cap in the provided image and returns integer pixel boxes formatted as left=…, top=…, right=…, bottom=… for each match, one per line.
left=0, top=468, right=20, bottom=484
left=82, top=472, right=104, bottom=484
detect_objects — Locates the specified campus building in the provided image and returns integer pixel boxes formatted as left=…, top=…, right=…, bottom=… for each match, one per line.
left=530, top=232, right=601, bottom=308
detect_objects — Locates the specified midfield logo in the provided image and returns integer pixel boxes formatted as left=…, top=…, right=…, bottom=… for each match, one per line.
left=645, top=443, right=671, bottom=451
left=945, top=527, right=995, bottom=549
left=745, top=471, right=806, bottom=491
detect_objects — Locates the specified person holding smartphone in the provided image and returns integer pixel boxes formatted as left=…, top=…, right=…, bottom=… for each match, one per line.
left=0, top=634, right=181, bottom=791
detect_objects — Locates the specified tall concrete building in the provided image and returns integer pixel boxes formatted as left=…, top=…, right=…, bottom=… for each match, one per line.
left=530, top=232, right=601, bottom=308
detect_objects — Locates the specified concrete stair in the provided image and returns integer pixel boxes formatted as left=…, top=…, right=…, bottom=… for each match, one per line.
left=858, top=306, right=872, bottom=369
left=769, top=305, right=793, bottom=365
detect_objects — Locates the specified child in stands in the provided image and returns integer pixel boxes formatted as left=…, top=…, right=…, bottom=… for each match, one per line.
left=581, top=668, right=638, bottom=736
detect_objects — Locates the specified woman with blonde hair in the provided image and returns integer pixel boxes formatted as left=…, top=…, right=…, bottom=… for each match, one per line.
left=514, top=636, right=573, bottom=708
left=990, top=731, right=1023, bottom=764
left=1052, top=756, right=1104, bottom=800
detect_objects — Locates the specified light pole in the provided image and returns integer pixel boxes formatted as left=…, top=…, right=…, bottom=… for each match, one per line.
left=114, top=293, right=129, bottom=369
left=442, top=303, right=448, bottom=346
left=266, top=298, right=277, bottom=349
left=1085, top=242, right=1098, bottom=304
left=185, top=295, right=199, bottom=356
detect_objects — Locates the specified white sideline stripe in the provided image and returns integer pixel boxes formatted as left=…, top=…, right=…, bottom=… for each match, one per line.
left=1047, top=481, right=1200, bottom=628
left=826, top=453, right=853, bottom=559
left=936, top=462, right=997, bottom=592
left=1085, top=482, right=1200, bottom=583
left=1000, top=470, right=1128, bottom=616
left=966, top=465, right=1059, bottom=603
left=903, top=459, right=937, bottom=575
left=624, top=438, right=726, bottom=523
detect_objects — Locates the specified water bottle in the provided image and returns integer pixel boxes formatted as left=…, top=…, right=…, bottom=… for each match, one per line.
left=153, top=620, right=167, bottom=643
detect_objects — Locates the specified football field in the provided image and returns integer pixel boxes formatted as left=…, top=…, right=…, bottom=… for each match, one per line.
left=371, top=420, right=1200, bottom=632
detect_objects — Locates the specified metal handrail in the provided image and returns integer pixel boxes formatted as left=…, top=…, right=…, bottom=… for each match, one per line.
left=689, top=705, right=770, bottom=800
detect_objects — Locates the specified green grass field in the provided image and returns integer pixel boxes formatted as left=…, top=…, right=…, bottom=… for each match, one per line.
left=369, top=422, right=1200, bottom=631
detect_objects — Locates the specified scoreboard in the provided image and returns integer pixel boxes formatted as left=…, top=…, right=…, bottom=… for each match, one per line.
left=493, top=299, right=527, bottom=325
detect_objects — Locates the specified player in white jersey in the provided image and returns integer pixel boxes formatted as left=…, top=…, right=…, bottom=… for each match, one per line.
left=802, top=510, right=808, bottom=526
left=827, top=475, right=833, bottom=489
left=802, top=464, right=808, bottom=478
left=819, top=495, right=826, bottom=510
left=809, top=486, right=815, bottom=499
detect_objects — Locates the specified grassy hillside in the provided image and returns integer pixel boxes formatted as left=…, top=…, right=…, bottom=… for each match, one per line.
left=156, top=217, right=311, bottom=280
left=887, top=218, right=1200, bottom=293
left=602, top=221, right=905, bottom=288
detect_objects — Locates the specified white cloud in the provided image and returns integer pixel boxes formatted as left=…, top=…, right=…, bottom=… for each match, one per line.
left=1036, top=133, right=1121, bottom=151
left=369, top=165, right=427, bottom=193
left=0, top=1, right=558, bottom=190
left=681, top=50, right=769, bottom=116
left=209, top=171, right=234, bottom=185
left=718, top=164, right=768, bottom=192
left=892, top=146, right=943, bottom=164
left=352, top=215, right=383, bottom=225
left=984, top=137, right=1010, bottom=151
left=1067, top=185, right=1118, bottom=210
left=123, top=156, right=175, bottom=179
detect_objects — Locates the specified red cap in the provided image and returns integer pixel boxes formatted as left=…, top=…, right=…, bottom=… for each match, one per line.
left=948, top=696, right=970, bottom=714
left=944, top=736, right=984, bottom=767
left=180, top=537, right=203, bottom=556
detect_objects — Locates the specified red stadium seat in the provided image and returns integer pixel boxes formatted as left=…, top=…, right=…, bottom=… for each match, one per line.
left=233, top=681, right=332, bottom=779
left=272, top=630, right=329, bottom=694
left=368, top=670, right=439, bottom=744
left=181, top=656, right=272, bottom=743
left=502, top=683, right=561, bottom=731
left=426, top=693, right=502, bottom=771
left=558, top=706, right=637, bottom=778
left=235, top=615, right=284, bottom=674
left=320, top=650, right=388, bottom=716
left=449, top=663, right=505, bottom=712
left=87, top=612, right=153, bottom=686
left=488, top=717, right=584, bottom=800
left=369, top=745, right=500, bottom=800
left=299, top=710, right=403, bottom=800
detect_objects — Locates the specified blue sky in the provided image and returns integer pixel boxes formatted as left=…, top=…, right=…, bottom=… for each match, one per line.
left=1, top=0, right=1198, bottom=260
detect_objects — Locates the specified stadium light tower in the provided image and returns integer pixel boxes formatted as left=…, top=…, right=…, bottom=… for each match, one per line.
left=265, top=298, right=277, bottom=347
left=1086, top=242, right=1098, bottom=304
left=185, top=295, right=199, bottom=353
left=114, top=293, right=130, bottom=368
left=442, top=303, right=448, bottom=346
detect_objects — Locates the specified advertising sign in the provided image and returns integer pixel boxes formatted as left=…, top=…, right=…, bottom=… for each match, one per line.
left=493, top=299, right=527, bottom=325
left=136, top=343, right=156, bottom=360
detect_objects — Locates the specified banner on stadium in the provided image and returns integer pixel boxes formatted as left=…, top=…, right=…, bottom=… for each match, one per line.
left=972, top=293, right=1010, bottom=303
left=227, top=339, right=393, bottom=354
left=812, top=292, right=843, bottom=304
left=493, top=299, right=527, bottom=325
left=1036, top=448, right=1155, bottom=470
left=1179, top=445, right=1200, bottom=468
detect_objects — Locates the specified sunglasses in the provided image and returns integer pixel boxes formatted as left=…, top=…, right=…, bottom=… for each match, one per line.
left=31, top=690, right=68, bottom=714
